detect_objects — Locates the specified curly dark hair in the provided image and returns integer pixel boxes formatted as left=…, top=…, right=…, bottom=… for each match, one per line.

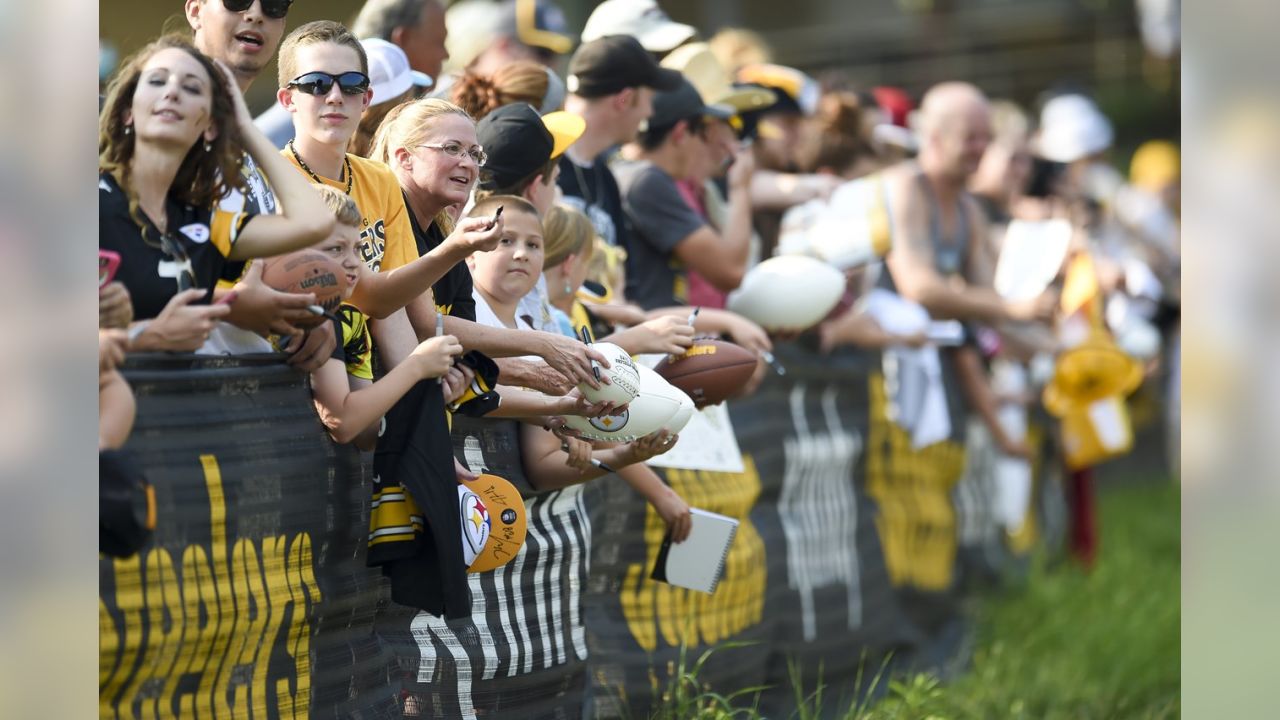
left=98, top=34, right=246, bottom=243
left=450, top=61, right=550, bottom=120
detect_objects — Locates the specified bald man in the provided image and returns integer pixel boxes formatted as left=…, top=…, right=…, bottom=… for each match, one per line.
left=880, top=82, right=1055, bottom=324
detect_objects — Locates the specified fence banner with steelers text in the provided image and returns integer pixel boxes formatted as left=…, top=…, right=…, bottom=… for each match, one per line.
left=100, top=346, right=1052, bottom=720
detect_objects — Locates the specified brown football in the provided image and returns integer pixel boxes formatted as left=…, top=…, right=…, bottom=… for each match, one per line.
left=261, top=250, right=347, bottom=313
left=653, top=338, right=758, bottom=408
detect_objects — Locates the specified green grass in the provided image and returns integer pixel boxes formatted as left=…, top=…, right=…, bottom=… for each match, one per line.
left=653, top=480, right=1181, bottom=719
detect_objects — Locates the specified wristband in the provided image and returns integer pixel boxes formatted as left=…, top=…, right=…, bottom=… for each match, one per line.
left=127, top=321, right=150, bottom=345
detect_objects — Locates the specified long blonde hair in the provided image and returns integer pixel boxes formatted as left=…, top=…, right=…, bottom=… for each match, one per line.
left=541, top=204, right=595, bottom=270
left=368, top=97, right=474, bottom=234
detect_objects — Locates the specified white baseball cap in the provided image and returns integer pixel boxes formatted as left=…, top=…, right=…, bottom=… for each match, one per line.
left=581, top=0, right=696, bottom=53
left=1037, top=94, right=1113, bottom=163
left=362, top=38, right=433, bottom=107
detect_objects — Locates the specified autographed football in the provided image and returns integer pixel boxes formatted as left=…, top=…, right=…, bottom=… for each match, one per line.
left=654, top=338, right=757, bottom=408
left=578, top=342, right=641, bottom=406
left=562, top=365, right=690, bottom=442
left=262, top=250, right=347, bottom=313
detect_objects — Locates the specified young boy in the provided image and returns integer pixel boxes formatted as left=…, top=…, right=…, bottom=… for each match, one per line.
left=275, top=19, right=504, bottom=326
left=464, top=196, right=689, bottom=539
left=304, top=185, right=462, bottom=447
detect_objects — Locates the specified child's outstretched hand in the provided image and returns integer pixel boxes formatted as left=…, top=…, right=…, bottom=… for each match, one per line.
left=650, top=483, right=692, bottom=543
left=624, top=429, right=679, bottom=465
left=411, top=334, right=463, bottom=379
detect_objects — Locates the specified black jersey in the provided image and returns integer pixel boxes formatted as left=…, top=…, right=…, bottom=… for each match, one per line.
left=406, top=196, right=476, bottom=322
left=98, top=172, right=254, bottom=320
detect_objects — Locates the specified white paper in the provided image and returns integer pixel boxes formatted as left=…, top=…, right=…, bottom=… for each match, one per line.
left=994, top=219, right=1072, bottom=301
left=776, top=177, right=883, bottom=269
left=993, top=457, right=1033, bottom=529
left=656, top=508, right=739, bottom=594
left=861, top=290, right=950, bottom=448
left=645, top=403, right=746, bottom=474
left=1088, top=397, right=1130, bottom=450
left=634, top=354, right=746, bottom=473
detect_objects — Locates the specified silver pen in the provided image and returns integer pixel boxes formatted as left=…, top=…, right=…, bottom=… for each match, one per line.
left=435, top=311, right=445, bottom=385
left=760, top=350, right=786, bottom=376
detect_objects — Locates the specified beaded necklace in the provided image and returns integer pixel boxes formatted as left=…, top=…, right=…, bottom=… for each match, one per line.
left=288, top=139, right=352, bottom=194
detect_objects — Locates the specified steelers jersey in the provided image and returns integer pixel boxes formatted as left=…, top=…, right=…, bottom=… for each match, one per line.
left=337, top=304, right=373, bottom=381
left=280, top=150, right=417, bottom=274
left=98, top=171, right=253, bottom=320
left=399, top=196, right=477, bottom=322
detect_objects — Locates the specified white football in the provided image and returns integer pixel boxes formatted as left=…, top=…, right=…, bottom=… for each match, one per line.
left=578, top=342, right=641, bottom=406
left=578, top=340, right=640, bottom=407
left=563, top=365, right=689, bottom=442
left=727, top=255, right=846, bottom=331
left=663, top=393, right=695, bottom=434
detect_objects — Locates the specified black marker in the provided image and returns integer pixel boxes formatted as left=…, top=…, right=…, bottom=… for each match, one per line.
left=580, top=327, right=602, bottom=383
left=486, top=205, right=504, bottom=230
left=561, top=441, right=617, bottom=474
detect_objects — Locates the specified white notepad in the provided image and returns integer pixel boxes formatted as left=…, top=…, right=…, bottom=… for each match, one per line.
left=650, top=508, right=739, bottom=594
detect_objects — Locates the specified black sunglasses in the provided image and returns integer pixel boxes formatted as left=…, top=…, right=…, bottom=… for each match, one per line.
left=287, top=71, right=371, bottom=97
left=222, top=0, right=293, bottom=20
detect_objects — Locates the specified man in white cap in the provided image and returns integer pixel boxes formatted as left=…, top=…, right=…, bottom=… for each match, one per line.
left=580, top=0, right=696, bottom=54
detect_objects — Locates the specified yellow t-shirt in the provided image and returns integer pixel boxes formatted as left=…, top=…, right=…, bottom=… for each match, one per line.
left=281, top=150, right=418, bottom=273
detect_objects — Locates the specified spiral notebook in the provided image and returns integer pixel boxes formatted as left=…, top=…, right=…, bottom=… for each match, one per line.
left=650, top=509, right=739, bottom=594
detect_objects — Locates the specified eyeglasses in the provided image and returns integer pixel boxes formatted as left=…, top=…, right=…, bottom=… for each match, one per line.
left=287, top=71, right=370, bottom=97
left=221, top=0, right=293, bottom=20
left=418, top=142, right=488, bottom=166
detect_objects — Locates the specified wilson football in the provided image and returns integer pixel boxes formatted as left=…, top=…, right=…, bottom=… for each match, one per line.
left=654, top=338, right=758, bottom=408
left=261, top=250, right=347, bottom=313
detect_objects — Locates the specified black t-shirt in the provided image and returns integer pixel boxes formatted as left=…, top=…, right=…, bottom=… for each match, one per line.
left=557, top=152, right=629, bottom=250
left=99, top=171, right=252, bottom=320
left=613, top=160, right=706, bottom=310
left=406, top=194, right=476, bottom=322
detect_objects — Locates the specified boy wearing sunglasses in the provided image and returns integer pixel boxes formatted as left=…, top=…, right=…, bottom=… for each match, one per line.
left=188, top=0, right=342, bottom=370
left=276, top=20, right=505, bottom=328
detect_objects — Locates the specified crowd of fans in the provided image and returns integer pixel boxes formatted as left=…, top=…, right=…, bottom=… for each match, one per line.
left=99, top=0, right=1179, bottom=604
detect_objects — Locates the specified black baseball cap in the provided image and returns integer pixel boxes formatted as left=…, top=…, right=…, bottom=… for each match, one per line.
left=477, top=103, right=585, bottom=190
left=566, top=35, right=682, bottom=99
left=649, top=77, right=733, bottom=129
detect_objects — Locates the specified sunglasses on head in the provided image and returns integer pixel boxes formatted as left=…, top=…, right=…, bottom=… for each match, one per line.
left=287, top=71, right=371, bottom=96
left=221, top=0, right=293, bottom=20
left=158, top=233, right=197, bottom=293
